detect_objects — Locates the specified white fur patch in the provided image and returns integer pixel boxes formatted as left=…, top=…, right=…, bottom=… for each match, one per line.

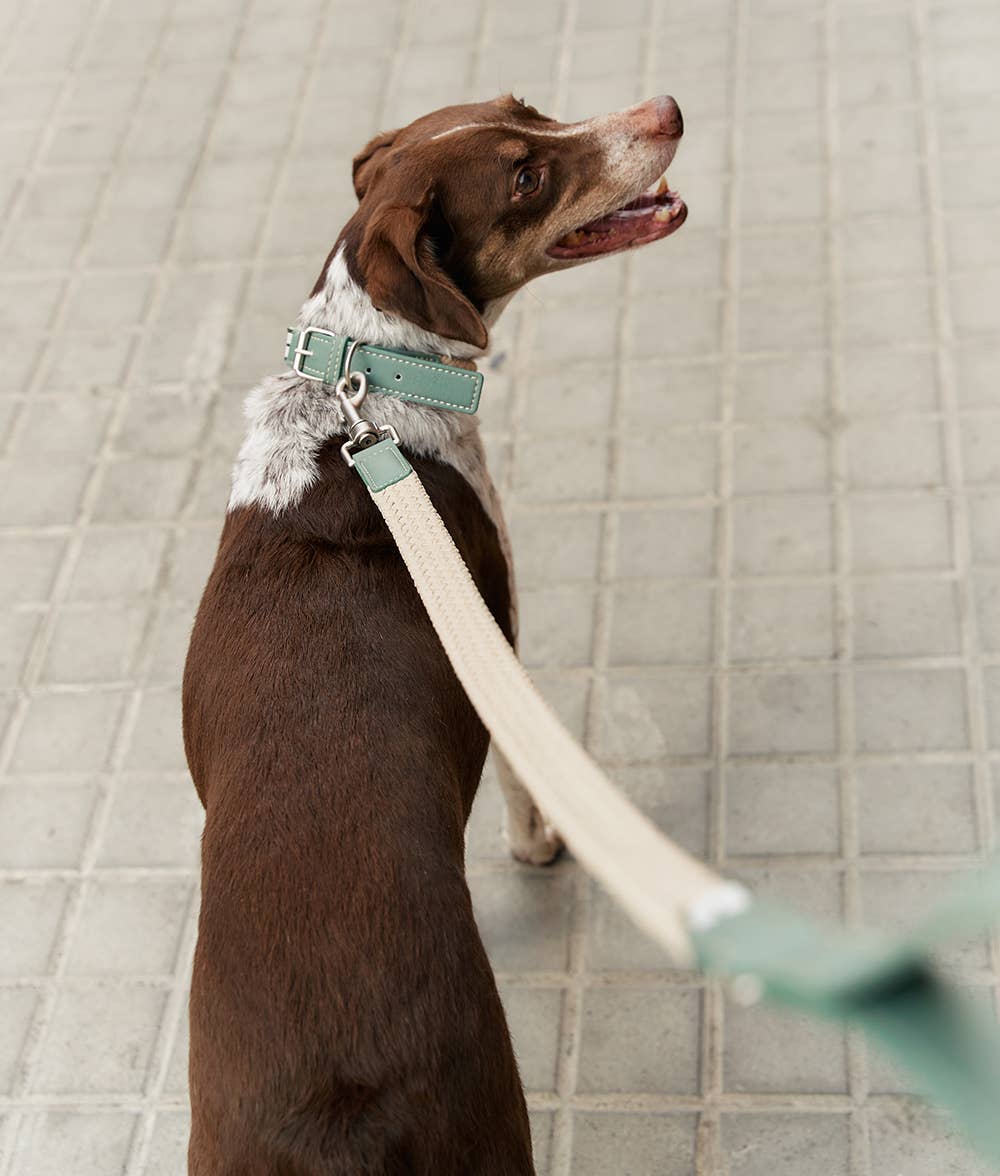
left=227, top=247, right=518, bottom=631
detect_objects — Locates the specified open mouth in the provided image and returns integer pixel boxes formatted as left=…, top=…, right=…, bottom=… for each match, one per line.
left=547, top=172, right=687, bottom=259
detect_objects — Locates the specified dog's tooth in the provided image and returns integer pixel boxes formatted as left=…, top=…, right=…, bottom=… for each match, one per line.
left=655, top=174, right=669, bottom=195
left=653, top=206, right=674, bottom=222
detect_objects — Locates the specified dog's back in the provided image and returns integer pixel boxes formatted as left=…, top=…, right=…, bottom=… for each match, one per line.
left=183, top=443, right=533, bottom=1175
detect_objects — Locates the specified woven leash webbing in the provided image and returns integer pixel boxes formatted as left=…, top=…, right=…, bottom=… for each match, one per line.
left=370, top=470, right=722, bottom=964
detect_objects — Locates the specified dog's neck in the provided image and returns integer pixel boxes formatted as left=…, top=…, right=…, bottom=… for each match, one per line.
left=297, top=245, right=506, bottom=367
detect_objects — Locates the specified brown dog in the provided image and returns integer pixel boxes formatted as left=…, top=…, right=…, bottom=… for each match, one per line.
left=183, top=93, right=685, bottom=1175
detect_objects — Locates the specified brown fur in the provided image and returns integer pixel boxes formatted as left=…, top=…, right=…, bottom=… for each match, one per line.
left=183, top=446, right=531, bottom=1174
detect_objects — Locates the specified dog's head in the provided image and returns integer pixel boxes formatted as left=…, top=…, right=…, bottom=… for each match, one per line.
left=327, top=94, right=686, bottom=351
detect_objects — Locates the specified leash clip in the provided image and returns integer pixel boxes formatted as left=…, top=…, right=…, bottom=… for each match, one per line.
left=337, top=339, right=400, bottom=466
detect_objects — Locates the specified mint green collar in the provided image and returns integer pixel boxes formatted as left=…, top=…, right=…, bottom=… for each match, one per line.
left=284, top=327, right=482, bottom=414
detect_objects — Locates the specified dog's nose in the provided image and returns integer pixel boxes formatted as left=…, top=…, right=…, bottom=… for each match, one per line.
left=635, top=95, right=684, bottom=140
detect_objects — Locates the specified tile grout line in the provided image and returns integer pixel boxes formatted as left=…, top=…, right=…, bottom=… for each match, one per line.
left=911, top=0, right=1000, bottom=1001
left=822, top=5, right=872, bottom=1174
left=695, top=0, right=748, bottom=1170
left=0, top=0, right=199, bottom=1165
left=537, top=2, right=584, bottom=1171
left=117, top=0, right=372, bottom=1167
left=0, top=1, right=260, bottom=1165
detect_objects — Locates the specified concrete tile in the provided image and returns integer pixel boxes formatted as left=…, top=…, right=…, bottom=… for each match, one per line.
left=146, top=602, right=196, bottom=684
left=519, top=587, right=596, bottom=668
left=734, top=421, right=830, bottom=493
left=840, top=215, right=930, bottom=283
left=726, top=764, right=840, bottom=855
left=838, top=56, right=917, bottom=106
left=92, top=459, right=192, bottom=523
left=741, top=227, right=826, bottom=287
left=956, top=342, right=1000, bottom=407
left=606, top=764, right=710, bottom=862
left=0, top=459, right=90, bottom=526
left=941, top=211, right=1000, bottom=272
left=854, top=575, right=960, bottom=657
left=869, top=1103, right=994, bottom=1176
left=570, top=1112, right=696, bottom=1176
left=498, top=985, right=563, bottom=1093
left=854, top=668, right=968, bottom=752
left=65, top=879, right=191, bottom=976
left=0, top=781, right=98, bottom=869
left=632, top=230, right=726, bottom=294
left=858, top=763, right=978, bottom=855
left=735, top=353, right=828, bottom=420
left=99, top=774, right=202, bottom=868
left=840, top=105, right=920, bottom=159
left=593, top=672, right=713, bottom=759
left=41, top=605, right=148, bottom=684
left=730, top=582, right=836, bottom=661
left=144, top=1112, right=191, bottom=1176
left=0, top=882, right=69, bottom=977
left=124, top=689, right=186, bottom=771
left=730, top=867, right=843, bottom=922
left=621, top=359, right=723, bottom=426
left=13, top=394, right=113, bottom=457
left=508, top=510, right=603, bottom=587
left=747, top=60, right=823, bottom=112
left=847, top=418, right=944, bottom=489
left=63, top=273, right=153, bottom=332
left=577, top=987, right=701, bottom=1094
left=11, top=691, right=126, bottom=773
left=743, top=109, right=825, bottom=167
left=740, top=286, right=827, bottom=352
left=975, top=572, right=1000, bottom=651
left=618, top=432, right=718, bottom=499
left=851, top=497, right=952, bottom=572
left=0, top=609, right=40, bottom=687
left=67, top=529, right=169, bottom=602
left=32, top=985, right=166, bottom=1094
left=470, top=869, right=573, bottom=973
left=839, top=280, right=933, bottom=346
left=11, top=1111, right=137, bottom=1176
left=962, top=412, right=1000, bottom=483
left=732, top=498, right=833, bottom=575
left=725, top=1004, right=848, bottom=1093
left=970, top=494, right=1000, bottom=564
left=530, top=1112, right=553, bottom=1176
left=722, top=1113, right=851, bottom=1176
left=984, top=666, right=1000, bottom=748
left=729, top=671, right=837, bottom=755
left=742, top=165, right=825, bottom=224
left=165, top=526, right=222, bottom=601
left=842, top=158, right=925, bottom=220
left=525, top=366, right=614, bottom=434
left=0, top=987, right=38, bottom=1093
left=951, top=270, right=1000, bottom=338
left=615, top=508, right=716, bottom=579
left=629, top=291, right=724, bottom=357
left=841, top=349, right=938, bottom=414
left=609, top=583, right=715, bottom=665
left=860, top=869, right=988, bottom=969
left=513, top=436, right=609, bottom=503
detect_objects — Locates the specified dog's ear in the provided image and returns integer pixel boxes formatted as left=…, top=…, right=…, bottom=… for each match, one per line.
left=352, top=128, right=400, bottom=201
left=357, top=185, right=488, bottom=350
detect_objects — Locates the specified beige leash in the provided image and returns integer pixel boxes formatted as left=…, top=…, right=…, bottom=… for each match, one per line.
left=364, top=456, right=738, bottom=965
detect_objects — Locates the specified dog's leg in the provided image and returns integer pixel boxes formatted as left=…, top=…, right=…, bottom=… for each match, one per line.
left=494, top=747, right=564, bottom=866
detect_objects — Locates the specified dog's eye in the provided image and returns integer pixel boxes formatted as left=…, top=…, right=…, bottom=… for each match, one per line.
left=514, top=166, right=542, bottom=197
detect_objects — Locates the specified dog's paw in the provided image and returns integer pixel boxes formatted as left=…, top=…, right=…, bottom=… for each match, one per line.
left=509, top=826, right=565, bottom=867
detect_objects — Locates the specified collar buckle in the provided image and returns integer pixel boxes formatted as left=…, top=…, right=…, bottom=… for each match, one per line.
left=289, top=326, right=339, bottom=380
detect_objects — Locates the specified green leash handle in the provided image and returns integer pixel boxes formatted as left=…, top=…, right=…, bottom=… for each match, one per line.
left=692, top=860, right=1000, bottom=1168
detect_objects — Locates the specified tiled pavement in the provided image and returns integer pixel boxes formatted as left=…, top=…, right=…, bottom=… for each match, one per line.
left=2, top=0, right=1000, bottom=1171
